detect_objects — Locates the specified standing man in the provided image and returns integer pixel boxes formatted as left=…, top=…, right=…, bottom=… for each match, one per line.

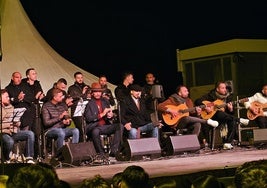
left=68, top=71, right=90, bottom=142
left=84, top=82, right=123, bottom=158
left=1, top=89, right=35, bottom=163
left=21, top=68, right=45, bottom=158
left=120, top=84, right=159, bottom=139
left=114, top=71, right=134, bottom=102
left=42, top=88, right=79, bottom=155
left=143, top=72, right=165, bottom=114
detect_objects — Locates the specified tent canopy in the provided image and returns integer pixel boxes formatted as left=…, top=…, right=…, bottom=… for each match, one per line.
left=0, top=0, right=116, bottom=94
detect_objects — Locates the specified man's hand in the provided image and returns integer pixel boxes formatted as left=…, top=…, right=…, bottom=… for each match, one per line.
left=227, top=102, right=233, bottom=112
left=18, top=91, right=25, bottom=101
left=204, top=106, right=212, bottom=114
left=100, top=108, right=112, bottom=118
left=249, top=106, right=259, bottom=115
left=124, top=122, right=132, bottom=130
left=195, top=106, right=202, bottom=116
left=65, top=97, right=73, bottom=107
left=59, top=111, right=69, bottom=120
left=36, top=91, right=45, bottom=100
left=63, top=118, right=72, bottom=125
left=82, top=85, right=89, bottom=94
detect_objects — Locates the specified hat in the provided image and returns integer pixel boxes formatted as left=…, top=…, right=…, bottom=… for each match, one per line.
left=129, top=84, right=143, bottom=91
left=91, top=82, right=104, bottom=92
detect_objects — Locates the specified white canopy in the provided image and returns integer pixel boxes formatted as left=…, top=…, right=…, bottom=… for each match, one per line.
left=0, top=0, right=116, bottom=93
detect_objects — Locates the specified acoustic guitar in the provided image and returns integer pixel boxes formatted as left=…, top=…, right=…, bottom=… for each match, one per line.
left=162, top=104, right=205, bottom=126
left=247, top=101, right=267, bottom=120
left=201, top=98, right=248, bottom=120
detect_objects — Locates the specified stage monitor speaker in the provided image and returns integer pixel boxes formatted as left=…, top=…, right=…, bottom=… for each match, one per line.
left=62, top=141, right=96, bottom=165
left=119, top=137, right=162, bottom=161
left=253, top=128, right=267, bottom=143
left=169, top=135, right=200, bottom=155
left=152, top=84, right=164, bottom=99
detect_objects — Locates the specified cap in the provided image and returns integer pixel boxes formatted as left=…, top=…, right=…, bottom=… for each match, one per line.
left=129, top=84, right=143, bottom=91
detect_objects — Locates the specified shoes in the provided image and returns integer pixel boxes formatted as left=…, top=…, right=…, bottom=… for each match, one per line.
left=223, top=143, right=233, bottom=150
left=91, top=154, right=109, bottom=165
left=109, top=150, right=119, bottom=158
left=240, top=118, right=249, bottom=125
left=25, top=157, right=35, bottom=164
left=109, top=152, right=116, bottom=157
left=4, top=160, right=10, bottom=164
left=109, top=157, right=117, bottom=163
left=207, top=119, right=219, bottom=128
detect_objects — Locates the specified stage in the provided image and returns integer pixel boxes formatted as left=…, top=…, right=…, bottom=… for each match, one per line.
left=55, top=145, right=267, bottom=187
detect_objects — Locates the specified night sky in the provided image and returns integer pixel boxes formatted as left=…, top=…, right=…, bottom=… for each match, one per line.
left=20, top=1, right=267, bottom=96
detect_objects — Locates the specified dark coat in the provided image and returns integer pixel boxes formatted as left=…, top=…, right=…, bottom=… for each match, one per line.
left=84, top=98, right=112, bottom=133
left=120, top=95, right=151, bottom=129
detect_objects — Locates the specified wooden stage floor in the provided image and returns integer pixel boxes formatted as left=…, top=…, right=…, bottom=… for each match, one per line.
left=56, top=145, right=267, bottom=187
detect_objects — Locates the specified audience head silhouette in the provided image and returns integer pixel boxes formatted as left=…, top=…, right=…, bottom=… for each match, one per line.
left=119, top=165, right=150, bottom=188
left=234, top=159, right=267, bottom=188
left=7, top=163, right=61, bottom=188
left=79, top=174, right=110, bottom=188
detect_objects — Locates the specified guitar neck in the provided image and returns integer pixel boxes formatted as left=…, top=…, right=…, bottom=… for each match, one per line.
left=216, top=98, right=248, bottom=109
left=181, top=105, right=205, bottom=113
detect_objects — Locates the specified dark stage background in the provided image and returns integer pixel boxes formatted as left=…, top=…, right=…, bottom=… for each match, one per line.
left=19, top=1, right=267, bottom=96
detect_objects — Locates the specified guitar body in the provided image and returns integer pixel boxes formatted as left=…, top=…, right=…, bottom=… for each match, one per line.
left=200, top=99, right=225, bottom=120
left=200, top=98, right=249, bottom=120
left=162, top=104, right=190, bottom=126
left=247, top=101, right=267, bottom=120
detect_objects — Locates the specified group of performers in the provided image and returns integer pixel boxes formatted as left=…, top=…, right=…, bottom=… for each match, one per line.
left=1, top=69, right=267, bottom=164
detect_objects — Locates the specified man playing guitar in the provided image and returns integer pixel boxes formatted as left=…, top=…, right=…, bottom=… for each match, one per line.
left=157, top=85, right=218, bottom=143
left=244, top=83, right=267, bottom=128
left=195, top=81, right=249, bottom=145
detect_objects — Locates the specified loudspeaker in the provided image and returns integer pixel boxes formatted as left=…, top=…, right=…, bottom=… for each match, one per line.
left=169, top=135, right=200, bottom=155
left=118, top=138, right=162, bottom=161
left=253, top=128, right=267, bottom=143
left=61, top=142, right=96, bottom=165
left=152, top=84, right=164, bottom=99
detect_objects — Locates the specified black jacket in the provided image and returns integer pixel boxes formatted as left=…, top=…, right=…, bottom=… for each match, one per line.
left=120, top=95, right=151, bottom=129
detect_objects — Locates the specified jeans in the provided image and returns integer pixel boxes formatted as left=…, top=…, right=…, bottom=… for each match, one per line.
left=1, top=130, right=35, bottom=160
left=45, top=127, right=79, bottom=150
left=128, top=122, right=159, bottom=139
left=178, top=116, right=203, bottom=136
left=212, top=111, right=238, bottom=142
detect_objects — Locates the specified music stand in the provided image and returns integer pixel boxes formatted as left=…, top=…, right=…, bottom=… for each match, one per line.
left=2, top=107, right=26, bottom=162
left=73, top=100, right=88, bottom=142
left=2, top=107, right=26, bottom=124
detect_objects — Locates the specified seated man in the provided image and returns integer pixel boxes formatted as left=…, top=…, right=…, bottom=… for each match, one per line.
left=41, top=88, right=79, bottom=155
left=195, top=81, right=249, bottom=144
left=1, top=89, right=35, bottom=163
left=84, top=82, right=123, bottom=157
left=157, top=85, right=218, bottom=141
left=244, top=83, right=267, bottom=128
left=120, top=84, right=159, bottom=139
